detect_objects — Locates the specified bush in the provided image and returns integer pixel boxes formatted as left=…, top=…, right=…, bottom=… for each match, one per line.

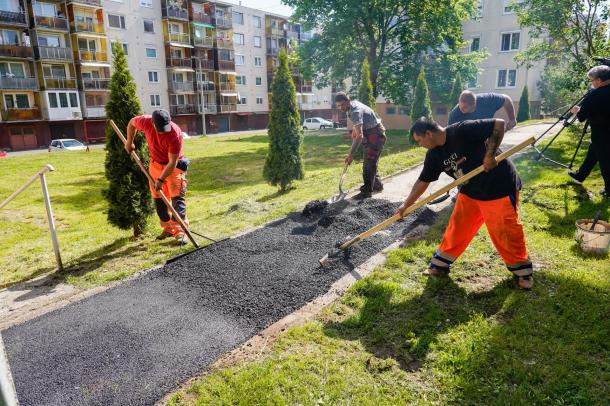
left=358, top=57, right=376, bottom=109
left=411, top=67, right=432, bottom=122
left=517, top=85, right=531, bottom=122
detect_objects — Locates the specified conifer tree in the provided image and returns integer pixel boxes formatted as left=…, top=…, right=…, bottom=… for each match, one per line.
left=517, top=85, right=531, bottom=122
left=358, top=57, right=376, bottom=109
left=411, top=67, right=432, bottom=122
left=448, top=72, right=463, bottom=109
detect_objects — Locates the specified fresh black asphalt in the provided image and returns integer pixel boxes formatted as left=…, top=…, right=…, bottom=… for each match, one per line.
left=3, top=198, right=435, bottom=405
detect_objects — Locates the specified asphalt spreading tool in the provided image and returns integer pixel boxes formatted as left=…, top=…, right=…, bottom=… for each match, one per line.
left=108, top=119, right=203, bottom=248
left=319, top=136, right=536, bottom=267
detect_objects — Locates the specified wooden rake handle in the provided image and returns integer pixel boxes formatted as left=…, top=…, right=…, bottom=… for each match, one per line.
left=338, top=136, right=535, bottom=250
left=108, top=119, right=199, bottom=248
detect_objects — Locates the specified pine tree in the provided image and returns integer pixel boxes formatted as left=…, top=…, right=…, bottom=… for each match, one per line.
left=448, top=72, right=463, bottom=109
left=411, top=67, right=432, bottom=122
left=358, top=57, right=376, bottom=109
left=103, top=42, right=152, bottom=237
left=517, top=85, right=531, bottom=122
left=263, top=48, right=305, bottom=193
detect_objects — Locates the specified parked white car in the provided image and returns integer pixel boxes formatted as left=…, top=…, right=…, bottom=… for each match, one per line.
left=302, top=117, right=334, bottom=130
left=49, top=139, right=87, bottom=151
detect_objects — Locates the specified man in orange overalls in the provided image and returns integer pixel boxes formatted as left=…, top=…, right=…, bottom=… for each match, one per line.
left=397, top=117, right=533, bottom=290
left=126, top=109, right=189, bottom=244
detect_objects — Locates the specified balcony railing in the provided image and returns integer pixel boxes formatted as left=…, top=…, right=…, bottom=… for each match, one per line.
left=73, top=21, right=104, bottom=34
left=196, top=81, right=215, bottom=91
left=219, top=104, right=236, bottom=113
left=218, top=82, right=236, bottom=92
left=215, top=38, right=233, bottom=48
left=82, top=78, right=110, bottom=90
left=0, top=10, right=27, bottom=25
left=194, top=59, right=214, bottom=70
left=267, top=27, right=284, bottom=37
left=287, top=30, right=299, bottom=39
left=167, top=32, right=191, bottom=45
left=300, top=85, right=313, bottom=93
left=163, top=7, right=188, bottom=20
left=166, top=58, right=193, bottom=68
left=0, top=76, right=38, bottom=90
left=217, top=60, right=235, bottom=70
left=1, top=107, right=42, bottom=121
left=170, top=104, right=198, bottom=115
left=35, top=46, right=72, bottom=61
left=192, top=12, right=213, bottom=25
left=83, top=106, right=106, bottom=118
left=0, top=44, right=33, bottom=58
left=169, top=81, right=194, bottom=92
left=33, top=15, right=68, bottom=30
left=78, top=49, right=108, bottom=63
left=68, top=0, right=102, bottom=6
left=214, top=17, right=232, bottom=28
left=193, top=37, right=214, bottom=48
left=43, top=77, right=77, bottom=89
left=267, top=47, right=280, bottom=56
left=200, top=104, right=217, bottom=114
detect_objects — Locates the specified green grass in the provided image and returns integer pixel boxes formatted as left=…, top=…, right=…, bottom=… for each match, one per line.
left=0, top=130, right=422, bottom=288
left=168, top=131, right=609, bottom=406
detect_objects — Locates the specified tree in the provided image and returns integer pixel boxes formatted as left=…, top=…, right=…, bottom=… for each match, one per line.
left=448, top=72, right=463, bottom=109
left=103, top=42, right=152, bottom=237
left=287, top=0, right=485, bottom=106
left=517, top=85, right=531, bottom=122
left=263, top=48, right=305, bottom=193
left=358, top=57, right=376, bottom=109
left=411, top=67, right=432, bottom=123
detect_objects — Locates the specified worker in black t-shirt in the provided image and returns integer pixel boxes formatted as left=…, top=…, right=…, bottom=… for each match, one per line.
left=396, top=117, right=533, bottom=290
left=567, top=65, right=610, bottom=198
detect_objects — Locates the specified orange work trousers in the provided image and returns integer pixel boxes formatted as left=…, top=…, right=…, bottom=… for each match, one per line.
left=430, top=192, right=532, bottom=277
left=149, top=160, right=188, bottom=236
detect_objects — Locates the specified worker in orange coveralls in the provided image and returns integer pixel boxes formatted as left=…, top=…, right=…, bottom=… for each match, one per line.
left=126, top=109, right=189, bottom=245
left=396, top=117, right=533, bottom=290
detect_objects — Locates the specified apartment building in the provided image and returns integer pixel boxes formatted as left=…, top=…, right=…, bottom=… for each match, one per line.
left=377, top=0, right=545, bottom=129
left=0, top=0, right=336, bottom=150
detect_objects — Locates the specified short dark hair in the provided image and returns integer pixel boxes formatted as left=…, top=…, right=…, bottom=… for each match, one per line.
left=334, top=92, right=350, bottom=103
left=410, top=117, right=441, bottom=137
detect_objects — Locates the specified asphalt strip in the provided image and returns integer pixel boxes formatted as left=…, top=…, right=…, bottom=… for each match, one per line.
left=3, top=198, right=435, bottom=406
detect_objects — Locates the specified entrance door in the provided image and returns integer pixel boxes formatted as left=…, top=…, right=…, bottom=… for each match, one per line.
left=50, top=123, right=76, bottom=140
left=217, top=116, right=229, bottom=132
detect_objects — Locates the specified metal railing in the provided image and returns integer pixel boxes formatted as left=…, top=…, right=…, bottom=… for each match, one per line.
left=200, top=104, right=217, bottom=114
left=35, top=46, right=72, bottom=61
left=73, top=21, right=104, bottom=34
left=167, top=32, right=191, bottom=45
left=215, top=38, right=233, bottom=48
left=33, top=15, right=68, bottom=30
left=219, top=104, right=237, bottom=113
left=169, top=81, right=194, bottom=92
left=215, top=17, right=232, bottom=28
left=1, top=107, right=42, bottom=121
left=195, top=59, right=214, bottom=70
left=77, top=49, right=108, bottom=62
left=217, top=60, right=235, bottom=70
left=193, top=37, right=214, bottom=48
left=163, top=6, right=188, bottom=20
left=83, top=106, right=106, bottom=118
left=192, top=12, right=212, bottom=24
left=0, top=44, right=33, bottom=58
left=218, top=82, right=236, bottom=92
left=68, top=0, right=101, bottom=6
left=166, top=57, right=193, bottom=68
left=267, top=27, right=284, bottom=37
left=196, top=81, right=215, bottom=91
left=170, top=104, right=198, bottom=115
left=44, top=77, right=77, bottom=89
left=267, top=47, right=280, bottom=56
left=0, top=76, right=38, bottom=90
left=0, top=10, right=26, bottom=25
left=82, top=78, right=109, bottom=90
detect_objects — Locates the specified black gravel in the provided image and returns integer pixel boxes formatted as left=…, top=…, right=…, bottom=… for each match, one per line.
left=3, top=198, right=433, bottom=406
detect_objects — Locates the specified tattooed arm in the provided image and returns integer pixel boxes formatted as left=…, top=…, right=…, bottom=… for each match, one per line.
left=483, top=119, right=505, bottom=172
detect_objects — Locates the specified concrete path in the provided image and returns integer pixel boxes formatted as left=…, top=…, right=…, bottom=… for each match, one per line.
left=0, top=123, right=556, bottom=405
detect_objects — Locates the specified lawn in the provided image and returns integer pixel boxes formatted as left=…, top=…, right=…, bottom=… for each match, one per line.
left=0, top=129, right=424, bottom=288
left=168, top=131, right=609, bottom=405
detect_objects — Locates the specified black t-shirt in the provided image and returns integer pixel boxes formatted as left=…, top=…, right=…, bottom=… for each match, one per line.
left=448, top=92, right=506, bottom=125
left=576, top=85, right=610, bottom=144
left=418, top=119, right=522, bottom=200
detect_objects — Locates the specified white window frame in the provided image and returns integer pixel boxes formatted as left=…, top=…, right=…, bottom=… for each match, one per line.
left=235, top=54, right=245, bottom=66
left=145, top=45, right=157, bottom=59
left=503, top=0, right=523, bottom=14
left=254, top=56, right=262, bottom=67
left=470, top=36, right=481, bottom=52
left=143, top=19, right=154, bottom=33
left=107, top=13, right=126, bottom=30
left=256, top=96, right=264, bottom=105
left=140, top=0, right=153, bottom=8
left=150, top=94, right=161, bottom=107
left=253, top=36, right=261, bottom=48
left=147, top=71, right=159, bottom=83
left=232, top=11, right=244, bottom=25
left=500, top=31, right=520, bottom=52
left=234, top=33, right=245, bottom=45
left=255, top=76, right=262, bottom=86
left=496, top=69, right=517, bottom=89
left=253, top=16, right=262, bottom=28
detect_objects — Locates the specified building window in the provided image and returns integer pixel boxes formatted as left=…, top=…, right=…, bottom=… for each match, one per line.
left=122, top=42, right=128, bottom=55
left=58, top=92, right=68, bottom=108
left=48, top=93, right=58, bottom=108
left=254, top=56, right=262, bottom=66
left=470, top=36, right=480, bottom=52
left=503, top=0, right=523, bottom=14
left=69, top=92, right=78, bottom=107
left=476, top=0, right=483, bottom=18
left=232, top=11, right=244, bottom=24
left=107, top=14, right=126, bottom=29
left=140, top=0, right=152, bottom=7
left=500, top=32, right=520, bottom=52
left=253, top=16, right=261, bottom=28
left=148, top=71, right=159, bottom=82
left=497, top=69, right=517, bottom=88
left=150, top=94, right=161, bottom=107
left=4, top=94, right=30, bottom=109
left=236, top=75, right=246, bottom=85
left=386, top=107, right=396, bottom=115
left=467, top=73, right=479, bottom=89
left=234, top=33, right=245, bottom=45
left=256, top=77, right=262, bottom=86
left=235, top=54, right=245, bottom=65
left=237, top=96, right=247, bottom=104
left=143, top=19, right=154, bottom=33
left=253, top=36, right=261, bottom=47
left=256, top=96, right=264, bottom=105
left=398, top=107, right=408, bottom=115
left=145, top=46, right=157, bottom=58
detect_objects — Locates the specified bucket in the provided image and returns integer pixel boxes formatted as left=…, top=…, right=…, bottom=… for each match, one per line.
left=575, top=219, right=610, bottom=254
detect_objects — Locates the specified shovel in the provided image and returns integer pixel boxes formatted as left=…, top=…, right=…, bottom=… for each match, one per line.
left=329, top=163, right=349, bottom=203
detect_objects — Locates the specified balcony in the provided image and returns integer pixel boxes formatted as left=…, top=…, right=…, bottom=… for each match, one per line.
left=33, top=15, right=68, bottom=30
left=192, top=12, right=213, bottom=25
left=167, top=32, right=191, bottom=45
left=73, top=21, right=104, bottom=34
left=170, top=104, right=198, bottom=115
left=1, top=107, right=42, bottom=121
left=194, top=59, right=214, bottom=70
left=200, top=104, right=217, bottom=114
left=0, top=10, right=27, bottom=25
left=77, top=49, right=108, bottom=63
left=166, top=58, right=193, bottom=68
left=217, top=60, right=234, bottom=70
left=169, top=81, right=194, bottom=92
left=0, top=44, right=33, bottom=58
left=218, top=82, right=235, bottom=92
left=266, top=47, right=280, bottom=56
left=0, top=76, right=38, bottom=90
left=82, top=78, right=109, bottom=90
left=300, top=85, right=313, bottom=93
left=68, top=0, right=101, bottom=6
left=43, top=77, right=77, bottom=89
left=267, top=27, right=284, bottom=37
left=35, top=46, right=72, bottom=61
left=215, top=38, right=233, bottom=49
left=193, top=37, right=214, bottom=48
left=214, top=17, right=232, bottom=29
left=83, top=106, right=105, bottom=118
left=195, top=81, right=215, bottom=92
left=162, top=6, right=188, bottom=21
left=219, top=104, right=236, bottom=113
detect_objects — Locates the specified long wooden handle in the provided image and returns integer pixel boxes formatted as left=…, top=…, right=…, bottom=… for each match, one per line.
left=339, top=136, right=535, bottom=250
left=108, top=120, right=199, bottom=248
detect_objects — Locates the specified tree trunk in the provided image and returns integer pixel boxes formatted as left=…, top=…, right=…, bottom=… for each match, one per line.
left=133, top=223, right=145, bottom=238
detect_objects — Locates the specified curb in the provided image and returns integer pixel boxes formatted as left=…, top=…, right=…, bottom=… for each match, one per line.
left=0, top=333, right=18, bottom=406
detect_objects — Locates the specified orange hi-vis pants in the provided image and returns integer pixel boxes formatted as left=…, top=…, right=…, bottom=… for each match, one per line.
left=430, top=192, right=533, bottom=278
left=149, top=160, right=188, bottom=236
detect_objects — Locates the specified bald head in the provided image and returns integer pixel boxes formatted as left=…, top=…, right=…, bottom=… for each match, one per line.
left=458, top=90, right=476, bottom=113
